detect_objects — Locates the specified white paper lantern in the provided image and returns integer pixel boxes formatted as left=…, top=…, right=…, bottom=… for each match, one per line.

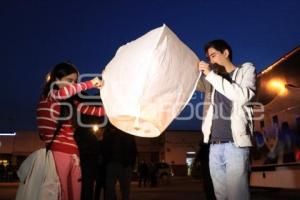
left=101, top=24, right=200, bottom=137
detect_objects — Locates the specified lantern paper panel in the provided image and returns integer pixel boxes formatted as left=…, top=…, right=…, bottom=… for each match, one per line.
left=101, top=24, right=200, bottom=137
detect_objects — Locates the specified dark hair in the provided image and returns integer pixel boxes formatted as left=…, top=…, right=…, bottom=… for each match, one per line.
left=42, top=62, right=79, bottom=98
left=204, top=39, right=233, bottom=61
left=281, top=121, right=290, bottom=132
left=41, top=62, right=79, bottom=134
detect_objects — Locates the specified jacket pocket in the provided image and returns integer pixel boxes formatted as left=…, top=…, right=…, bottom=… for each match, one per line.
left=232, top=108, right=247, bottom=136
left=202, top=105, right=213, bottom=140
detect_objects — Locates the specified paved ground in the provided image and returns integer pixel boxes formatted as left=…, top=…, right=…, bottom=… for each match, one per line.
left=1, top=177, right=300, bottom=200
left=0, top=182, right=17, bottom=200
left=131, top=177, right=204, bottom=200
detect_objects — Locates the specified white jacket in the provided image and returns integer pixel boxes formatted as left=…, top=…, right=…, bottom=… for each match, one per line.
left=199, top=62, right=256, bottom=147
left=15, top=148, right=61, bottom=200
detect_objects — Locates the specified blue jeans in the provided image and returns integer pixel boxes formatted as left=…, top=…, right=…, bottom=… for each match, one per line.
left=209, top=142, right=250, bottom=200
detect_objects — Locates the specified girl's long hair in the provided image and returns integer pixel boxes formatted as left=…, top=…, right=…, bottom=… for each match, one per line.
left=41, top=62, right=80, bottom=133
left=42, top=62, right=79, bottom=98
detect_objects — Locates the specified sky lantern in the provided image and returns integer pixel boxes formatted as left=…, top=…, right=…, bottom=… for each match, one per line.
left=101, top=24, right=200, bottom=137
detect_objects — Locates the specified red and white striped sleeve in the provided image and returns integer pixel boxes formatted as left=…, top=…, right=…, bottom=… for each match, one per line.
left=77, top=104, right=105, bottom=117
left=49, top=80, right=94, bottom=100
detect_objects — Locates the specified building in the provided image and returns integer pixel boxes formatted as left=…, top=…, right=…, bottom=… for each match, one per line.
left=0, top=131, right=44, bottom=167
left=0, top=130, right=201, bottom=176
left=136, top=130, right=202, bottom=176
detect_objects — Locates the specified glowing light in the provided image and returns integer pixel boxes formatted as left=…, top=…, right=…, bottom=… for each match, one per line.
left=92, top=125, right=99, bottom=132
left=134, top=117, right=140, bottom=130
left=46, top=73, right=51, bottom=82
left=0, top=132, right=16, bottom=136
left=267, top=79, right=288, bottom=96
left=0, top=160, right=9, bottom=167
left=187, top=151, right=196, bottom=154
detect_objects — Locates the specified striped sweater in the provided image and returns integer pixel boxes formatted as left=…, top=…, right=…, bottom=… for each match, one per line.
left=37, top=80, right=105, bottom=155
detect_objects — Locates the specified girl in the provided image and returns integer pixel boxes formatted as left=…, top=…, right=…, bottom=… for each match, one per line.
left=37, top=62, right=105, bottom=200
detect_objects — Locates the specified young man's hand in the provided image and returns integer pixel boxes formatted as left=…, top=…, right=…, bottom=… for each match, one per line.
left=198, top=60, right=212, bottom=76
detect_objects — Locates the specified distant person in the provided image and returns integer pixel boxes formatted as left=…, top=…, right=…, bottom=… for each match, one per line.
left=138, top=160, right=149, bottom=187
left=103, top=122, right=137, bottom=200
left=197, top=39, right=256, bottom=200
left=148, top=161, right=158, bottom=187
left=0, top=162, right=4, bottom=181
left=37, top=62, right=105, bottom=200
left=6, top=163, right=14, bottom=181
left=280, top=122, right=296, bottom=163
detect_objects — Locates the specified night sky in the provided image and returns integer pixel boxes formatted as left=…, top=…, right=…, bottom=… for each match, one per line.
left=1, top=0, right=299, bottom=132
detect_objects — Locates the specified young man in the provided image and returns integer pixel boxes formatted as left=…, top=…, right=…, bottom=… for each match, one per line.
left=197, top=39, right=256, bottom=200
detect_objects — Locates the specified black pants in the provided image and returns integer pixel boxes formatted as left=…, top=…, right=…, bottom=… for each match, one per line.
left=80, top=155, right=98, bottom=200
left=138, top=174, right=148, bottom=187
left=94, top=164, right=106, bottom=200
left=105, top=162, right=133, bottom=200
left=199, top=144, right=216, bottom=200
left=201, top=162, right=216, bottom=200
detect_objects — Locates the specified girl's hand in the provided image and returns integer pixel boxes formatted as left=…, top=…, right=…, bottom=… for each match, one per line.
left=91, top=77, right=104, bottom=88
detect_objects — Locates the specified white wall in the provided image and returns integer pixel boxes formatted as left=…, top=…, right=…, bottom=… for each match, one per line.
left=164, top=131, right=201, bottom=165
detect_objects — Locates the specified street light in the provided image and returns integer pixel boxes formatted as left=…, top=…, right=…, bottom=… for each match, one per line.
left=92, top=124, right=104, bottom=140
left=267, top=79, right=288, bottom=96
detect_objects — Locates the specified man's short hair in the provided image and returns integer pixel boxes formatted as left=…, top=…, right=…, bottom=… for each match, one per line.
left=204, top=39, right=233, bottom=61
